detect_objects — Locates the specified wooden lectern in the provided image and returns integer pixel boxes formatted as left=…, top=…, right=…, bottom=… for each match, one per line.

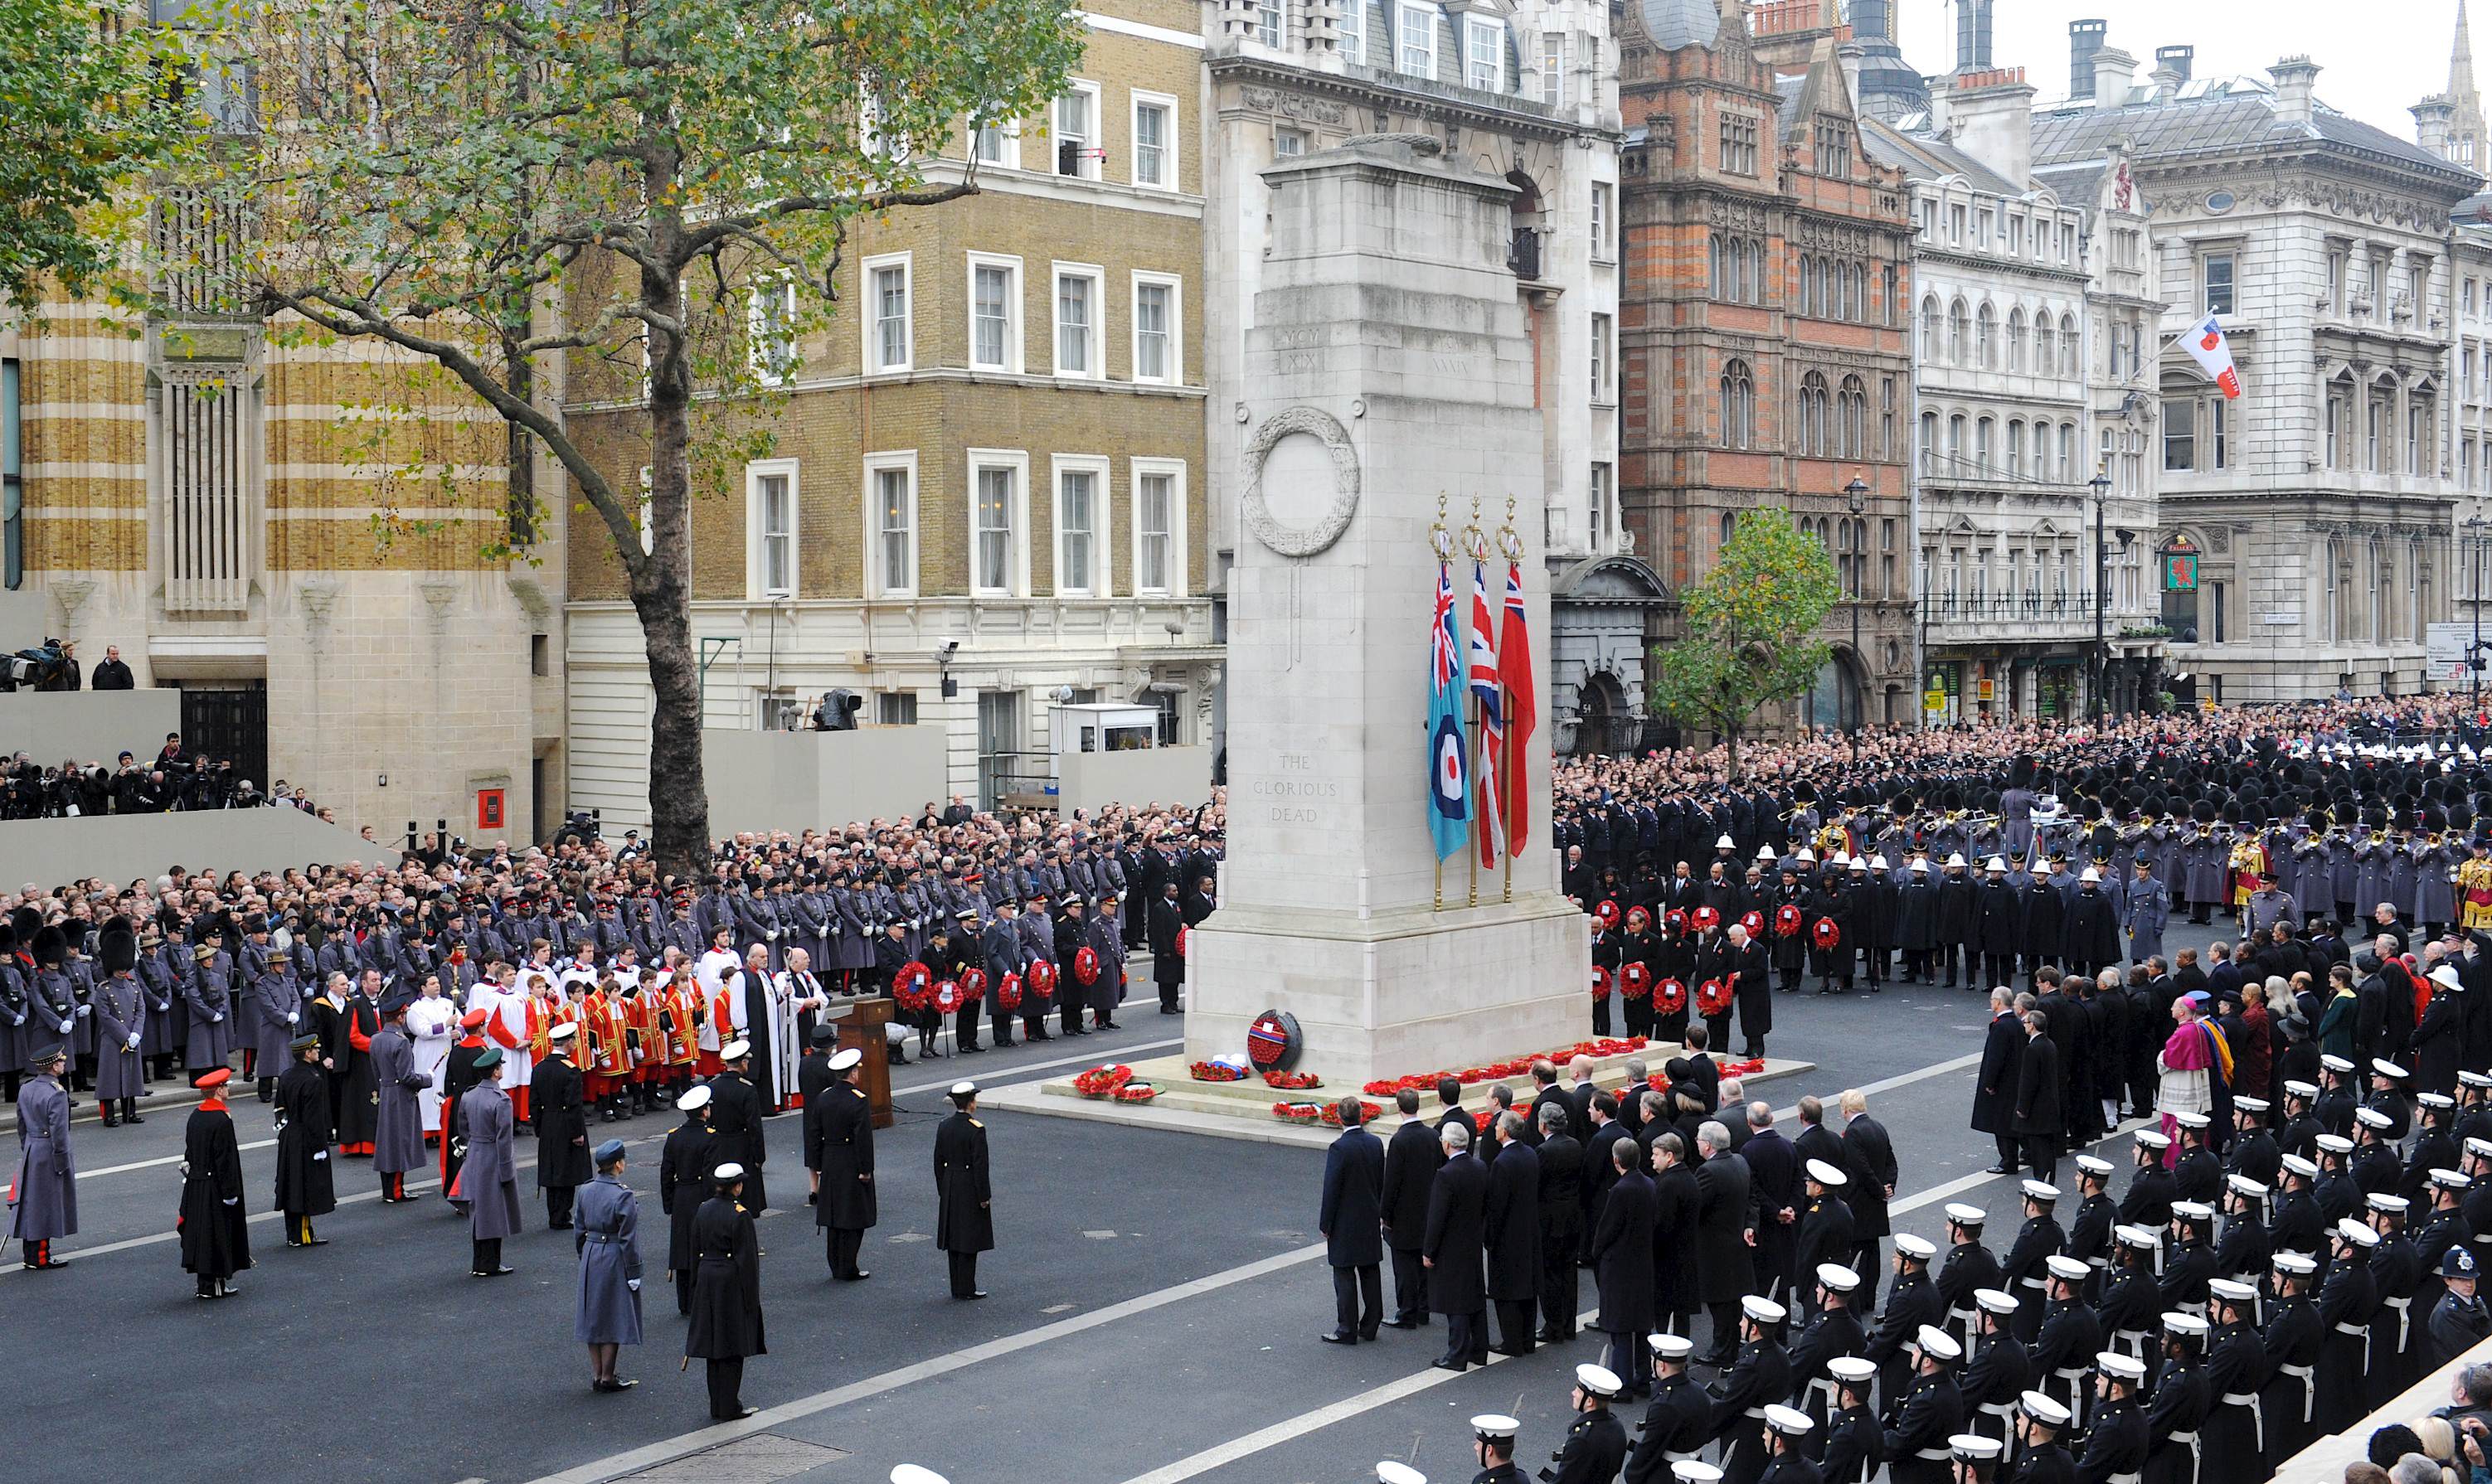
left=823, top=996, right=896, bottom=1128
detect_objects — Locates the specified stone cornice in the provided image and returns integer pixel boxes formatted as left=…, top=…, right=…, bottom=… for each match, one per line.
left=1208, top=53, right=1613, bottom=145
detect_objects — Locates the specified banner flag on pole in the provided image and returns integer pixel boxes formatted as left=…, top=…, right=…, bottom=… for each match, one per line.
left=1497, top=560, right=1537, bottom=854
left=1470, top=558, right=1505, bottom=868
left=2183, top=314, right=2242, bottom=399
left=1427, top=560, right=1471, bottom=862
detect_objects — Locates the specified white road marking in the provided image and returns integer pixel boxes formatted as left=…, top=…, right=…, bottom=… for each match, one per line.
left=517, top=1241, right=1333, bottom=1484
left=889, top=1037, right=1183, bottom=1098
left=81, top=1137, right=277, bottom=1180
left=1768, top=1050, right=1984, bottom=1120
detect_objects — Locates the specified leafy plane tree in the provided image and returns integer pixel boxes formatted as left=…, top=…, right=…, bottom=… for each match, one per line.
left=1649, top=507, right=1842, bottom=772
left=205, top=0, right=1081, bottom=874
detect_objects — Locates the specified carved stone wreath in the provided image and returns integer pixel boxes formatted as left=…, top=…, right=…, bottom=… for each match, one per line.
left=1241, top=406, right=1362, bottom=558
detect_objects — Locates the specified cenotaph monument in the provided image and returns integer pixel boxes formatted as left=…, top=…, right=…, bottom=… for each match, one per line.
left=1185, top=135, right=1591, bottom=1088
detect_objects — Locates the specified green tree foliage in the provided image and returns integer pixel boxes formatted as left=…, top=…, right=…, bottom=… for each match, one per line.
left=194, top=0, right=1082, bottom=874
left=1649, top=508, right=1841, bottom=770
left=0, top=0, right=190, bottom=311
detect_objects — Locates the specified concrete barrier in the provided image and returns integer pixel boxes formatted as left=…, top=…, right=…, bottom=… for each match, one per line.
left=0, top=688, right=182, bottom=765
left=1056, top=745, right=1211, bottom=816
left=702, top=726, right=951, bottom=837
left=0, top=807, right=381, bottom=888
left=2274, top=1329, right=2492, bottom=1482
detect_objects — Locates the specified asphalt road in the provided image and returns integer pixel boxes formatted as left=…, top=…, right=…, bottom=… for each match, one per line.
left=4, top=981, right=2086, bottom=1484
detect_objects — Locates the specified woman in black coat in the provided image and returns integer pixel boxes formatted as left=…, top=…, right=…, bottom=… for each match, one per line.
left=1653, top=922, right=1696, bottom=1045
left=934, top=1089, right=993, bottom=1298
left=1617, top=914, right=1658, bottom=1040
left=683, top=1166, right=765, bottom=1420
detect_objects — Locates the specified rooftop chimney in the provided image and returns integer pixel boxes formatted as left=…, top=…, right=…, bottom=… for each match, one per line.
left=2269, top=55, right=2321, bottom=128
left=2091, top=46, right=2137, bottom=109
left=2155, top=45, right=2193, bottom=82
left=2069, top=18, right=2106, bottom=99
left=1946, top=66, right=2038, bottom=182
left=2417, top=95, right=2456, bottom=158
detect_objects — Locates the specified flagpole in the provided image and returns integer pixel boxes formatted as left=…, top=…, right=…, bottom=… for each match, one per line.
left=1465, top=507, right=1484, bottom=909
left=1432, top=507, right=1450, bottom=914
left=1499, top=502, right=1520, bottom=904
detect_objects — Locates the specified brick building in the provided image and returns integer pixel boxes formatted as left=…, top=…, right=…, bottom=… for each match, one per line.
left=561, top=0, right=1214, bottom=817
left=1616, top=0, right=1919, bottom=735
left=0, top=181, right=557, bottom=841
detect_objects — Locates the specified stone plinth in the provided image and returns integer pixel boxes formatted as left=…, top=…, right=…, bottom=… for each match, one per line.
left=1184, top=134, right=1587, bottom=1087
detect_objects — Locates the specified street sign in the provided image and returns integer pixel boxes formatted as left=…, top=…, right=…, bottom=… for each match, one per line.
left=1923, top=689, right=1946, bottom=714
left=1975, top=678, right=1995, bottom=702
left=2163, top=548, right=2198, bottom=592
left=2428, top=620, right=2475, bottom=682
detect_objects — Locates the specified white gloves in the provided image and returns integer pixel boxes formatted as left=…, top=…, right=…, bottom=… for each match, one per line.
left=127, top=1034, right=140, bottom=1050
left=626, top=1278, right=641, bottom=1292
left=221, top=1196, right=237, bottom=1206
left=211, top=1012, right=224, bottom=1022
left=75, top=1003, right=90, bottom=1017
left=312, top=1150, right=328, bottom=1161
left=287, top=1011, right=299, bottom=1024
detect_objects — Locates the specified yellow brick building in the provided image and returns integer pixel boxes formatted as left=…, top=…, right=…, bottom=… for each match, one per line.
left=563, top=0, right=1215, bottom=817
left=0, top=192, right=561, bottom=842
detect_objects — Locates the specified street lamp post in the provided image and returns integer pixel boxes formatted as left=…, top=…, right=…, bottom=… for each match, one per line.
left=2089, top=469, right=2112, bottom=722
left=2467, top=499, right=2490, bottom=720
left=1845, top=478, right=1868, bottom=754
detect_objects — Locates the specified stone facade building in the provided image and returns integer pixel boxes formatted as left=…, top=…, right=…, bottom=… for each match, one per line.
left=1197, top=0, right=1635, bottom=754
left=1873, top=61, right=2165, bottom=723
left=0, top=176, right=557, bottom=841
left=562, top=0, right=1215, bottom=818
left=2034, top=40, right=2481, bottom=703
left=1617, top=0, right=1920, bottom=735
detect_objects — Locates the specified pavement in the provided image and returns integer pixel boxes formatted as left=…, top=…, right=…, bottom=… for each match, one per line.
left=9, top=977, right=2111, bottom=1484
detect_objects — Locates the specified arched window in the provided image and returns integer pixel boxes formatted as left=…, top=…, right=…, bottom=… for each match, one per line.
left=1976, top=302, right=1998, bottom=369
left=2005, top=419, right=2024, bottom=477
left=1921, top=296, right=1942, bottom=361
left=2006, top=308, right=2027, bottom=372
left=1975, top=415, right=1994, bottom=472
left=1839, top=375, right=1867, bottom=458
left=1799, top=370, right=1830, bottom=455
left=1948, top=298, right=1970, bottom=364
left=1708, top=233, right=1727, bottom=299
left=2033, top=313, right=2055, bottom=376
left=2057, top=422, right=2077, bottom=483
left=1919, top=410, right=1938, bottom=473
left=1721, top=511, right=1737, bottom=548
left=1719, top=358, right=1754, bottom=449
left=1947, top=413, right=1966, bottom=470
left=2058, top=313, right=2079, bottom=376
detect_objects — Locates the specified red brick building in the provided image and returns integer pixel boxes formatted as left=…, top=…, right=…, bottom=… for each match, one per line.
left=1618, top=0, right=1919, bottom=731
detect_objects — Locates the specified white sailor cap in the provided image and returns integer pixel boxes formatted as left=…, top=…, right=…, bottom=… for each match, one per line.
left=2170, top=1201, right=2214, bottom=1223
left=2367, top=1191, right=2411, bottom=1215
left=2171, top=1110, right=2209, bottom=1130
left=2374, top=1059, right=2412, bottom=1080
left=824, top=1047, right=861, bottom=1072
left=2207, top=1278, right=2260, bottom=1307
left=1670, top=1464, right=1725, bottom=1484
left=1974, top=1288, right=2018, bottom=1317
left=2225, top=1174, right=2270, bottom=1200
left=2434, top=1167, right=2473, bottom=1191
left=1984, top=856, right=2007, bottom=871
left=1575, top=1364, right=1625, bottom=1399
left=2315, top=1133, right=2355, bottom=1156
left=891, top=1467, right=950, bottom=1484
left=2116, top=1224, right=2161, bottom=1251
left=1806, top=1158, right=1848, bottom=1186
left=2020, top=1391, right=2072, bottom=1427
left=1827, top=1356, right=1879, bottom=1387
left=2336, top=1217, right=2380, bottom=1248
left=1947, top=852, right=1969, bottom=868
left=1764, top=1404, right=1814, bottom=1438
left=1648, top=1332, right=1696, bottom=1360
left=719, top=1038, right=751, bottom=1061
left=950, top=1080, right=978, bottom=1098
left=2279, top=1154, right=2320, bottom=1179
left=2096, top=1351, right=2147, bottom=1382
left=2273, top=1252, right=2320, bottom=1276
left=1894, top=1233, right=1937, bottom=1260
left=1950, top=1435, right=2004, bottom=1464
left=712, top=1161, right=746, bottom=1181
left=677, top=1084, right=713, bottom=1113
left=1913, top=1325, right=1962, bottom=1361
left=2320, top=1054, right=2357, bottom=1074
left=2283, top=1079, right=2320, bottom=1099
left=1944, top=1203, right=1987, bottom=1227
left=2163, top=1312, right=2210, bottom=1339
left=2045, top=1255, right=2090, bottom=1283
left=2462, top=1070, right=2492, bottom=1090
left=2075, top=1155, right=2115, bottom=1178
left=1376, top=1464, right=1427, bottom=1484
left=2468, top=1137, right=2492, bottom=1161
left=1742, top=1295, right=1788, bottom=1326
left=548, top=1021, right=577, bottom=1042
left=2356, top=1107, right=2395, bottom=1131
left=1716, top=835, right=1736, bottom=850
left=2420, top=1093, right=2457, bottom=1111
left=1816, top=1263, right=1861, bottom=1293
left=2022, top=1180, right=2061, bottom=1202
left=2133, top=1129, right=2171, bottom=1150
left=1471, top=1414, right=1523, bottom=1443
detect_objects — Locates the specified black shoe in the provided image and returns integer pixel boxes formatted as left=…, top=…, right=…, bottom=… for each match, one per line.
left=959, top=1289, right=988, bottom=1300
left=484, top=1264, right=514, bottom=1276
left=124, top=1113, right=143, bottom=1125
left=1489, top=1343, right=1533, bottom=1357
left=1431, top=1357, right=1467, bottom=1371
left=959, top=1045, right=984, bottom=1054
left=1385, top=1317, right=1420, bottom=1330
left=1319, top=1330, right=1357, bottom=1345
left=1983, top=1164, right=2012, bottom=1176
left=550, top=1220, right=574, bottom=1230
left=1537, top=1326, right=1570, bottom=1342
left=1694, top=1350, right=1734, bottom=1368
